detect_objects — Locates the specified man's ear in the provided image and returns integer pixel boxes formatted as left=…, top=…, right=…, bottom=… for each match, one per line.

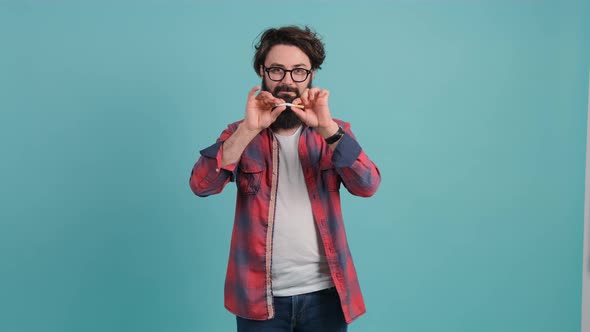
left=311, top=70, right=315, bottom=81
left=259, top=65, right=264, bottom=77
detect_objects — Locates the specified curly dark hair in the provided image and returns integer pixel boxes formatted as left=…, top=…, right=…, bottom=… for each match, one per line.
left=253, top=25, right=326, bottom=76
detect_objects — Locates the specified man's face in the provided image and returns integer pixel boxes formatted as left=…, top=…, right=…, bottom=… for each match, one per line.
left=260, top=44, right=314, bottom=130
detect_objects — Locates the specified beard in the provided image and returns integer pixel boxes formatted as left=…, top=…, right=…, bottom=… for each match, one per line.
left=261, top=79, right=311, bottom=130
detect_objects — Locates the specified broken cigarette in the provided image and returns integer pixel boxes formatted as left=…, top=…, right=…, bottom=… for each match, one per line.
left=274, top=103, right=304, bottom=109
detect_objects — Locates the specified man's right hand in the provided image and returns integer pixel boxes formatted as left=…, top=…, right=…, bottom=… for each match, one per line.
left=242, top=86, right=287, bottom=132
left=219, top=86, right=286, bottom=167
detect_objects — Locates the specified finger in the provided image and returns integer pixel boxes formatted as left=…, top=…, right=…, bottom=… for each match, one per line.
left=273, top=97, right=286, bottom=106
left=319, top=89, right=330, bottom=99
left=270, top=97, right=286, bottom=109
left=290, top=105, right=306, bottom=119
left=256, top=91, right=278, bottom=107
left=264, top=94, right=285, bottom=107
left=271, top=106, right=287, bottom=120
left=248, top=86, right=261, bottom=98
left=256, top=90, right=273, bottom=100
left=309, top=87, right=320, bottom=104
left=292, top=97, right=302, bottom=105
left=270, top=97, right=286, bottom=112
left=301, top=88, right=310, bottom=105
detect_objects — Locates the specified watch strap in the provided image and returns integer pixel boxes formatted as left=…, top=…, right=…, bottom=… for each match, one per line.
left=324, top=125, right=345, bottom=144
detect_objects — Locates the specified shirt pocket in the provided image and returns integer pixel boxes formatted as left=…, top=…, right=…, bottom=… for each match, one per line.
left=237, top=158, right=265, bottom=195
left=320, top=158, right=341, bottom=192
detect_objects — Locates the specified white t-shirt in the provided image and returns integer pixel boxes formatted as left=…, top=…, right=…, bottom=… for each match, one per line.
left=271, top=126, right=334, bottom=296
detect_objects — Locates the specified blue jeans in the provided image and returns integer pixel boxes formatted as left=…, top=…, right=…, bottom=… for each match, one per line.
left=236, top=287, right=348, bottom=332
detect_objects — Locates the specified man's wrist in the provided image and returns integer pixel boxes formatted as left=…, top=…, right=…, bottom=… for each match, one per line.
left=317, top=121, right=340, bottom=139
left=237, top=122, right=262, bottom=138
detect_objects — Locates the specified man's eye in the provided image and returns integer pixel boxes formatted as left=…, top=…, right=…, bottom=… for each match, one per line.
left=270, top=68, right=283, bottom=74
left=293, top=69, right=307, bottom=75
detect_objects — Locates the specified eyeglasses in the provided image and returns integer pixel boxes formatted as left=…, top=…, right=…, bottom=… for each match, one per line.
left=263, top=66, right=311, bottom=83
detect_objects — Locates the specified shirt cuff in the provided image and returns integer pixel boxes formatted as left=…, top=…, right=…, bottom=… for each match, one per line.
left=331, top=133, right=362, bottom=168
left=199, top=141, right=238, bottom=179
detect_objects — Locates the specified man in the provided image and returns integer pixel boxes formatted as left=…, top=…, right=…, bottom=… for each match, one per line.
left=189, top=25, right=381, bottom=332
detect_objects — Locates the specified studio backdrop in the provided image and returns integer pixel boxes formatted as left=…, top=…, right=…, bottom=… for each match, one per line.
left=1, top=1, right=589, bottom=332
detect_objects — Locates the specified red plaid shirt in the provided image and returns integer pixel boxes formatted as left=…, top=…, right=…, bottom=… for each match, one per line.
left=189, top=119, right=381, bottom=324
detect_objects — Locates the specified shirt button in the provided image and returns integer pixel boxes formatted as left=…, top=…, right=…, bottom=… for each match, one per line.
left=215, top=168, right=220, bottom=172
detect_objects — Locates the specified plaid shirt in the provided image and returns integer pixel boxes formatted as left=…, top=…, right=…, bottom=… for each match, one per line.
left=189, top=119, right=381, bottom=324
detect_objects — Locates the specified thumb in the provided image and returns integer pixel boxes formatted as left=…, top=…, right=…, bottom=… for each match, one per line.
left=271, top=106, right=287, bottom=121
left=290, top=106, right=306, bottom=120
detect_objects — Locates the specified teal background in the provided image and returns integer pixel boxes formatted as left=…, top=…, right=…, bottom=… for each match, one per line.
left=1, top=1, right=589, bottom=331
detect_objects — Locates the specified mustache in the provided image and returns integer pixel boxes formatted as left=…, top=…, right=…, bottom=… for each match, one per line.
left=274, top=85, right=299, bottom=95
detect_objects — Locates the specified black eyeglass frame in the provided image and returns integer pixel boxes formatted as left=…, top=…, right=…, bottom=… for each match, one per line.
left=263, top=66, right=312, bottom=83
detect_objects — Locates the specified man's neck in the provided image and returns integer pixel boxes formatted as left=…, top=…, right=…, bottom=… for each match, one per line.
left=273, top=125, right=301, bottom=137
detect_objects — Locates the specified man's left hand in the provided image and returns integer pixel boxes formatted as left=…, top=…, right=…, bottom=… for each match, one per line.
left=292, top=87, right=339, bottom=139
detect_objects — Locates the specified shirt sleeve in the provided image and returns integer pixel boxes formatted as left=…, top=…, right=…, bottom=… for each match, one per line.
left=189, top=122, right=240, bottom=197
left=331, top=121, right=381, bottom=197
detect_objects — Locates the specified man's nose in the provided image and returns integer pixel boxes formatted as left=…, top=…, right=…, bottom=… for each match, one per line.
left=281, top=71, right=295, bottom=84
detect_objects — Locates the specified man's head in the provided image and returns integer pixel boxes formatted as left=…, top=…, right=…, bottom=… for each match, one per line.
left=253, top=26, right=326, bottom=130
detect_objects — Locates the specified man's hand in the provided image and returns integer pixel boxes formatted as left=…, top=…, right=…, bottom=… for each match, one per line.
left=242, top=86, right=287, bottom=133
left=292, top=87, right=339, bottom=139
left=220, top=86, right=287, bottom=167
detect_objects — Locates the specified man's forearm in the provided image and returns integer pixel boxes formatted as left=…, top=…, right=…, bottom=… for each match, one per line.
left=221, top=122, right=261, bottom=167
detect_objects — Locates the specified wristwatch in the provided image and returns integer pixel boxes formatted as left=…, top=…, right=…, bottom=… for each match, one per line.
left=324, top=126, right=345, bottom=144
